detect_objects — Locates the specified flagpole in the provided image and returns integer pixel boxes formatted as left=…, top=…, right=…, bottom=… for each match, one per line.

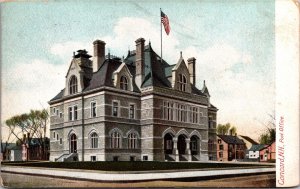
left=160, top=8, right=162, bottom=64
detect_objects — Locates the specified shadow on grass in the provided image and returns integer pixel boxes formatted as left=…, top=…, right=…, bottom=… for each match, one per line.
left=2, top=161, right=274, bottom=171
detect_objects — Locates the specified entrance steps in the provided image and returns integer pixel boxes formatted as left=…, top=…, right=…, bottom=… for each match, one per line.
left=55, top=153, right=78, bottom=162
left=165, top=154, right=175, bottom=161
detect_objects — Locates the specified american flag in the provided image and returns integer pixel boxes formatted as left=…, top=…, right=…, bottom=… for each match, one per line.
left=161, top=11, right=170, bottom=35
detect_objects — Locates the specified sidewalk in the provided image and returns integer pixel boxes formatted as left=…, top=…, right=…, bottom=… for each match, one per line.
left=1, top=165, right=275, bottom=182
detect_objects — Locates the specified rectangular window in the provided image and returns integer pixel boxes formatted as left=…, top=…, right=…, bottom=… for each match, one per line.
left=74, top=106, right=78, bottom=120
left=177, top=104, right=180, bottom=121
left=129, top=104, right=135, bottom=119
left=91, top=156, right=96, bottom=162
left=91, top=102, right=96, bottom=118
left=56, top=109, right=59, bottom=116
left=112, top=102, right=119, bottom=117
left=59, top=138, right=62, bottom=145
left=218, top=139, right=221, bottom=144
left=53, top=132, right=56, bottom=139
left=53, top=107, right=56, bottom=114
left=219, top=144, right=224, bottom=150
left=68, top=107, right=73, bottom=121
left=143, top=156, right=148, bottom=161
left=56, top=134, right=59, bottom=141
left=59, top=112, right=63, bottom=118
left=113, top=156, right=119, bottom=161
left=219, top=152, right=223, bottom=158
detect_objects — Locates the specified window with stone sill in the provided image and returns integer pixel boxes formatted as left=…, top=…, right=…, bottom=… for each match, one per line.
left=68, top=106, right=78, bottom=121
left=112, top=101, right=119, bottom=117
left=163, top=101, right=173, bottom=121
left=120, top=76, right=128, bottom=90
left=69, top=75, right=78, bottom=95
left=128, top=133, right=137, bottom=149
left=129, top=104, right=135, bottom=119
left=91, top=132, right=98, bottom=148
left=111, top=131, right=121, bottom=148
left=178, top=74, right=187, bottom=92
left=91, top=102, right=97, bottom=118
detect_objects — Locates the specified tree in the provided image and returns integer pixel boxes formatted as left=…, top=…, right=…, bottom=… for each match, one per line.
left=5, top=109, right=49, bottom=160
left=258, top=112, right=276, bottom=144
left=217, top=123, right=237, bottom=135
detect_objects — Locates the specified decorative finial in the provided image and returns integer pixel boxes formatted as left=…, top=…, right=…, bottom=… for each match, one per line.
left=122, top=56, right=124, bottom=62
left=204, top=80, right=206, bottom=86
left=149, top=40, right=151, bottom=46
left=180, top=51, right=182, bottom=58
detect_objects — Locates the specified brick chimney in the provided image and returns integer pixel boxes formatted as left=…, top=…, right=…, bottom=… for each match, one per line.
left=93, top=40, right=106, bottom=72
left=135, top=38, right=145, bottom=88
left=187, top=57, right=196, bottom=85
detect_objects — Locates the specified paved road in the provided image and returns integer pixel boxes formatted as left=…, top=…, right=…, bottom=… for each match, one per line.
left=2, top=172, right=275, bottom=188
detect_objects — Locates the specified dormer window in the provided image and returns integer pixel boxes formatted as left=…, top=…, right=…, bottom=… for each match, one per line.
left=178, top=74, right=187, bottom=92
left=69, top=75, right=78, bottom=94
left=120, top=76, right=128, bottom=90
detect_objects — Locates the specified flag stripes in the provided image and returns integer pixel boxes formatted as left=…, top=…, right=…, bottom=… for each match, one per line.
left=161, top=11, right=170, bottom=35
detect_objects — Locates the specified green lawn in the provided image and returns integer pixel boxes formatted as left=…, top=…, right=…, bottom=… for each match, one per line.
left=2, top=161, right=274, bottom=171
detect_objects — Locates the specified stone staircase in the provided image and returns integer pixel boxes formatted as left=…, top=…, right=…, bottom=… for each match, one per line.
left=165, top=154, right=175, bottom=161
left=55, top=153, right=78, bottom=162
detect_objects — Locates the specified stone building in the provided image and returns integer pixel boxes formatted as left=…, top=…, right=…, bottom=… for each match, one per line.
left=49, top=37, right=218, bottom=162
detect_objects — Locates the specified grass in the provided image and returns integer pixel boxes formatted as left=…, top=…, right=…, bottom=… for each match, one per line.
left=2, top=161, right=274, bottom=172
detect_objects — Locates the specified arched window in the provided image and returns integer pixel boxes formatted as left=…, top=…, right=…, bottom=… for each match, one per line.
left=70, top=134, right=77, bottom=153
left=69, top=76, right=78, bottom=94
left=178, top=74, right=187, bottom=92
left=128, top=133, right=138, bottom=149
left=111, top=131, right=121, bottom=148
left=91, top=132, right=98, bottom=148
left=120, top=76, right=128, bottom=90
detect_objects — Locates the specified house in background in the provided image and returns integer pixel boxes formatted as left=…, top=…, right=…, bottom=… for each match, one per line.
left=259, top=141, right=276, bottom=162
left=248, top=144, right=266, bottom=161
left=216, top=134, right=246, bottom=161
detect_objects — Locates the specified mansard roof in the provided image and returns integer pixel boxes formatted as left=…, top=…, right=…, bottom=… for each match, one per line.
left=50, top=43, right=212, bottom=102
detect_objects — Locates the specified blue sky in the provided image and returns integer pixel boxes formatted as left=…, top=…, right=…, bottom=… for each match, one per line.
left=1, top=0, right=275, bottom=141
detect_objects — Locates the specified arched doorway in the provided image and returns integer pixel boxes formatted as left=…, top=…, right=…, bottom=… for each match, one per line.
left=177, top=134, right=187, bottom=155
left=190, top=135, right=199, bottom=155
left=70, top=134, right=77, bottom=153
left=164, top=133, right=173, bottom=154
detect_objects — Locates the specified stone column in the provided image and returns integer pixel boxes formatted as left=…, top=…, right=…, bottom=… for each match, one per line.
left=172, top=138, right=179, bottom=162
left=185, top=138, right=192, bottom=161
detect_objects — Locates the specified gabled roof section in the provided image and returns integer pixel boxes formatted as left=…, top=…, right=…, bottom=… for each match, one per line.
left=113, top=62, right=133, bottom=78
left=201, top=80, right=210, bottom=97
left=239, top=135, right=259, bottom=145
left=218, top=135, right=245, bottom=145
left=249, top=144, right=267, bottom=151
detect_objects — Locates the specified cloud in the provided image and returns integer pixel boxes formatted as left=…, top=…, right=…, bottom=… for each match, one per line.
left=2, top=59, right=67, bottom=122
left=50, top=41, right=92, bottom=61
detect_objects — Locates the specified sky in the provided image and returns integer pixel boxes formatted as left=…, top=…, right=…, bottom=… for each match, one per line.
left=1, top=0, right=275, bottom=142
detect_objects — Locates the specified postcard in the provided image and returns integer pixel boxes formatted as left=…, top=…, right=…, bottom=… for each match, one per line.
left=0, top=0, right=299, bottom=188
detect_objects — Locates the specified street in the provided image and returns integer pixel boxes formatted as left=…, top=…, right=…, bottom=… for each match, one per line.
left=1, top=172, right=275, bottom=188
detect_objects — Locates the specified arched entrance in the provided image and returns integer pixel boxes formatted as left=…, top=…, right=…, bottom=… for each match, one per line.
left=164, top=133, right=173, bottom=154
left=70, top=134, right=77, bottom=153
left=177, top=134, right=187, bottom=155
left=190, top=135, right=199, bottom=155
